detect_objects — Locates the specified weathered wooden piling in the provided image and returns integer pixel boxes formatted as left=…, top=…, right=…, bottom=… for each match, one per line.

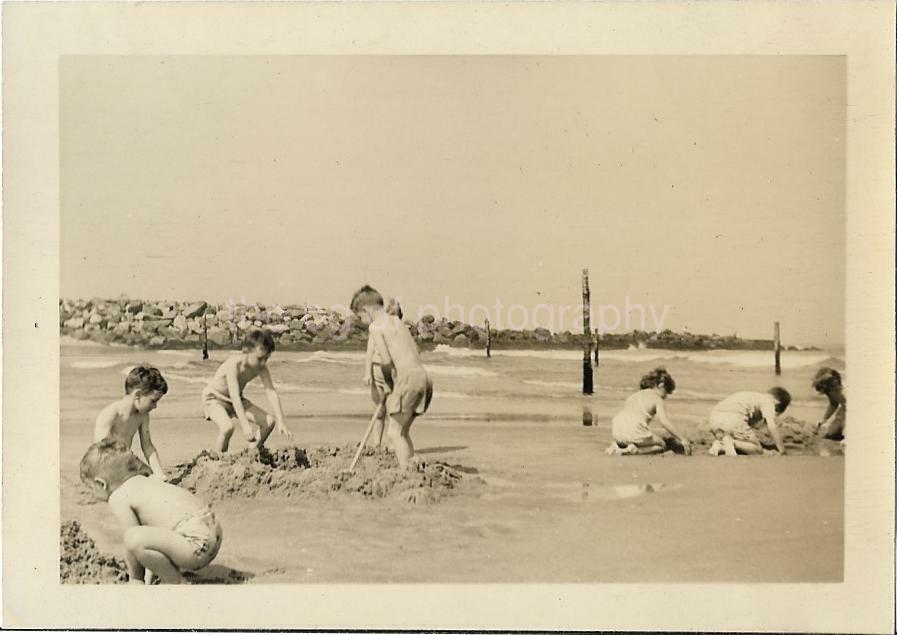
left=774, top=321, right=781, bottom=375
left=202, top=312, right=209, bottom=360
left=484, top=318, right=492, bottom=358
left=582, top=268, right=594, bottom=395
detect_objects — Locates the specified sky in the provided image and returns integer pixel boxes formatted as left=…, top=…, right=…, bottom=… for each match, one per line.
left=60, top=56, right=845, bottom=347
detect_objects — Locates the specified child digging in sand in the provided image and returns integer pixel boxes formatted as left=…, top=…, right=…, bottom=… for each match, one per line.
left=813, top=367, right=846, bottom=442
left=80, top=438, right=223, bottom=584
left=707, top=388, right=790, bottom=456
left=202, top=329, right=292, bottom=453
left=94, top=366, right=169, bottom=480
left=352, top=286, right=432, bottom=469
left=605, top=367, right=692, bottom=456
left=362, top=297, right=403, bottom=448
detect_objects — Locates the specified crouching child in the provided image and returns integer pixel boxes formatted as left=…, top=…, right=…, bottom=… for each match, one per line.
left=80, top=438, right=223, bottom=584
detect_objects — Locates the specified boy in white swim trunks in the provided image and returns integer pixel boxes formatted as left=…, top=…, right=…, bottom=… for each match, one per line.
left=606, top=367, right=692, bottom=455
left=707, top=387, right=790, bottom=456
left=352, top=286, right=433, bottom=469
left=94, top=365, right=169, bottom=481
left=362, top=298, right=403, bottom=448
left=80, top=438, right=223, bottom=584
left=202, top=329, right=292, bottom=452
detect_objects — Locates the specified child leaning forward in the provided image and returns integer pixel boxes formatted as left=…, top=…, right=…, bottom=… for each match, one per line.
left=605, top=367, right=692, bottom=456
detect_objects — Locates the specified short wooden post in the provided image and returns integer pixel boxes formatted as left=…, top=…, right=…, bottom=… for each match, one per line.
left=774, top=321, right=781, bottom=375
left=484, top=319, right=492, bottom=358
left=582, top=268, right=594, bottom=395
left=202, top=312, right=209, bottom=360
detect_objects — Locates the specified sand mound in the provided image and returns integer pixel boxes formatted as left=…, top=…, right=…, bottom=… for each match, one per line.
left=60, top=520, right=128, bottom=584
left=170, top=445, right=475, bottom=504
left=690, top=416, right=836, bottom=455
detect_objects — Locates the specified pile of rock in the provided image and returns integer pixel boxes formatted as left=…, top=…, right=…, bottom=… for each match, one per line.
left=59, top=296, right=371, bottom=351
left=59, top=296, right=546, bottom=351
left=59, top=296, right=786, bottom=352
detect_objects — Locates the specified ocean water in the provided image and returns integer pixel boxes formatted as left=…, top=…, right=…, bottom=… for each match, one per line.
left=61, top=341, right=843, bottom=430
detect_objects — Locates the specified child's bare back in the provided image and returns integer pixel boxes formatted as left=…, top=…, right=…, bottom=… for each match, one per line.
left=111, top=475, right=206, bottom=529
left=369, top=313, right=425, bottom=373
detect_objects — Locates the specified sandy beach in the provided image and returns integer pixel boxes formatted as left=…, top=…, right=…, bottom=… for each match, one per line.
left=60, top=340, right=843, bottom=583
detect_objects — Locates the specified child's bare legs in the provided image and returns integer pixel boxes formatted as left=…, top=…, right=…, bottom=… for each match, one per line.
left=206, top=403, right=236, bottom=453
left=386, top=412, right=415, bottom=468
left=368, top=414, right=386, bottom=448
left=717, top=434, right=762, bottom=456
left=629, top=435, right=667, bottom=455
left=732, top=439, right=763, bottom=455
left=246, top=404, right=275, bottom=448
left=123, top=526, right=203, bottom=584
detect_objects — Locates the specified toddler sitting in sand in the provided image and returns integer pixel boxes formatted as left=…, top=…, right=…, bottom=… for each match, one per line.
left=362, top=297, right=403, bottom=448
left=352, top=286, right=433, bottom=469
left=80, top=438, right=223, bottom=584
left=605, top=367, right=692, bottom=455
left=94, top=366, right=169, bottom=480
left=812, top=367, right=846, bottom=442
left=707, top=388, right=790, bottom=456
left=202, top=329, right=292, bottom=453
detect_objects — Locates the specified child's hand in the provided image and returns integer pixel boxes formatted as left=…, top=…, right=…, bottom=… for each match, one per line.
left=363, top=374, right=372, bottom=386
left=151, top=471, right=168, bottom=482
left=680, top=439, right=692, bottom=455
left=242, top=424, right=258, bottom=442
left=277, top=423, right=293, bottom=440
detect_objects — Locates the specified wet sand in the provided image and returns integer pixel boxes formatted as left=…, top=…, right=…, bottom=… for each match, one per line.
left=62, top=396, right=843, bottom=583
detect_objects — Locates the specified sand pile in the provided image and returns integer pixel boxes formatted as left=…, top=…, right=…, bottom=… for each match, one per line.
left=690, top=416, right=833, bottom=455
left=60, top=520, right=128, bottom=584
left=170, top=445, right=473, bottom=504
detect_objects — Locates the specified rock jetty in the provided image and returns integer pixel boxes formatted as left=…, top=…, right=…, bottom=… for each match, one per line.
left=59, top=296, right=798, bottom=352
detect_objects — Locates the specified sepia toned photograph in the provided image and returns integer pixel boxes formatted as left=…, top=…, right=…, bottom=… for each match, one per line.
left=3, top=2, right=894, bottom=632
left=57, top=54, right=848, bottom=586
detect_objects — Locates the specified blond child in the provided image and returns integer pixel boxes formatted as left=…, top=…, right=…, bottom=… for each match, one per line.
left=351, top=286, right=432, bottom=469
left=605, top=367, right=692, bottom=456
left=94, top=366, right=169, bottom=480
left=707, top=388, right=790, bottom=456
left=202, top=329, right=292, bottom=453
left=362, top=298, right=403, bottom=448
left=80, top=438, right=223, bottom=584
left=812, top=367, right=846, bottom=441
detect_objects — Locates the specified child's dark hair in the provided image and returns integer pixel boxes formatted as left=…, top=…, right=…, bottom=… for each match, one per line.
left=350, top=285, right=385, bottom=314
left=124, top=366, right=168, bottom=396
left=812, top=367, right=842, bottom=394
left=80, top=438, right=152, bottom=487
left=242, top=329, right=276, bottom=353
left=639, top=367, right=676, bottom=394
left=768, top=387, right=792, bottom=414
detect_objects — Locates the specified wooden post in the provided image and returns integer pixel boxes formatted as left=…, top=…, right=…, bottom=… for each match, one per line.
left=582, top=269, right=594, bottom=395
left=484, top=318, right=492, bottom=358
left=593, top=327, right=600, bottom=366
left=202, top=312, right=209, bottom=360
left=774, top=321, right=781, bottom=375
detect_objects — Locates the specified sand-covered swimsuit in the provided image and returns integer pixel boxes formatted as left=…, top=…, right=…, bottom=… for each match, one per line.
left=173, top=506, right=222, bottom=568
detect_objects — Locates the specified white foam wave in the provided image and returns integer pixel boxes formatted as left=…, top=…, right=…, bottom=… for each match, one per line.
left=70, top=359, right=124, bottom=369
left=434, top=345, right=842, bottom=369
left=287, top=351, right=366, bottom=364
left=423, top=364, right=497, bottom=378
